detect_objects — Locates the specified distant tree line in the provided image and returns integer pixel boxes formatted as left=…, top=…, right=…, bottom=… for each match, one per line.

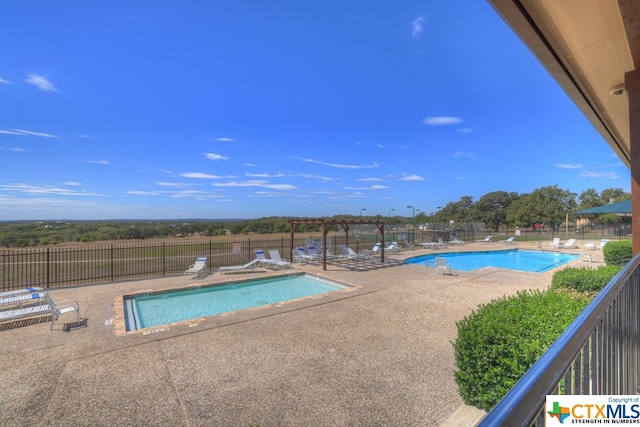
left=0, top=186, right=630, bottom=248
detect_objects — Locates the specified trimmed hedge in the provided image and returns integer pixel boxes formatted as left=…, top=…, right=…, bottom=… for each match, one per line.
left=603, top=240, right=632, bottom=266
left=453, top=289, right=591, bottom=411
left=550, top=265, right=622, bottom=293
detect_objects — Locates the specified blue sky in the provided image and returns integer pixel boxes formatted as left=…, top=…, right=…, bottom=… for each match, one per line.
left=0, top=1, right=629, bottom=221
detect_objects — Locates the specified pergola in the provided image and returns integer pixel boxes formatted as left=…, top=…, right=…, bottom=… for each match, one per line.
left=288, top=218, right=386, bottom=270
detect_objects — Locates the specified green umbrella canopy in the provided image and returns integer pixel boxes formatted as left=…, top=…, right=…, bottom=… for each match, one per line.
left=574, top=199, right=631, bottom=215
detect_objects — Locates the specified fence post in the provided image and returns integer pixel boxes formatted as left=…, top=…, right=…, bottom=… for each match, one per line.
left=162, top=242, right=166, bottom=276
left=46, top=247, right=50, bottom=289
left=111, top=245, right=114, bottom=282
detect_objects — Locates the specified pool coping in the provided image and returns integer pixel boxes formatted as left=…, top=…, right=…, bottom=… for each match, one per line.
left=112, top=272, right=361, bottom=336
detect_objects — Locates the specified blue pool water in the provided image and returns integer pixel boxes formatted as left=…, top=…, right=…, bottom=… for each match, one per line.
left=124, top=274, right=346, bottom=332
left=404, top=249, right=578, bottom=273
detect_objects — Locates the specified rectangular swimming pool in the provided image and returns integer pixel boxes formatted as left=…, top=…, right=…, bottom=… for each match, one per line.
left=404, top=249, right=579, bottom=273
left=124, top=273, right=349, bottom=332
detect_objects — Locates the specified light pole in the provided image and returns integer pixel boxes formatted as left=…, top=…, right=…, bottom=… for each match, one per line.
left=407, top=205, right=415, bottom=243
left=388, top=208, right=395, bottom=232
left=360, top=208, right=366, bottom=217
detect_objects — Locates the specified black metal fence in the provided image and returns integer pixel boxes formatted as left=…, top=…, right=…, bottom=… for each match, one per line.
left=0, top=224, right=631, bottom=292
left=0, top=234, right=385, bottom=292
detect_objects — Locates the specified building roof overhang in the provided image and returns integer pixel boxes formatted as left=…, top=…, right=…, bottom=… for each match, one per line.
left=488, top=0, right=640, bottom=168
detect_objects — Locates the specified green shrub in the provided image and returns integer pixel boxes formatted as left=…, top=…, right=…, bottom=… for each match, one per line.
left=603, top=240, right=632, bottom=266
left=550, top=265, right=622, bottom=293
left=453, top=289, right=591, bottom=411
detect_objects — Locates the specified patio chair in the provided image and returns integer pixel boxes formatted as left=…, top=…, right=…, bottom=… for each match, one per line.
left=0, top=293, right=81, bottom=330
left=598, top=239, right=610, bottom=250
left=0, top=287, right=44, bottom=298
left=549, top=238, right=561, bottom=248
left=296, top=246, right=321, bottom=263
left=499, top=237, right=516, bottom=244
left=385, top=242, right=401, bottom=253
left=254, top=249, right=277, bottom=268
left=0, top=290, right=48, bottom=309
left=427, top=257, right=451, bottom=274
left=370, top=242, right=381, bottom=255
left=403, top=239, right=415, bottom=250
left=475, top=236, right=492, bottom=244
left=558, top=238, right=577, bottom=249
left=218, top=259, right=260, bottom=274
left=268, top=250, right=294, bottom=269
left=339, top=245, right=364, bottom=260
left=437, top=238, right=448, bottom=247
left=184, top=257, right=208, bottom=278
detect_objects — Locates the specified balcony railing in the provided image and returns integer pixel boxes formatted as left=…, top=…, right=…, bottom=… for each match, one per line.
left=478, top=254, right=640, bottom=426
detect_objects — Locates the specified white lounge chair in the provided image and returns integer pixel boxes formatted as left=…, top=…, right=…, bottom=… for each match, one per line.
left=598, top=239, right=610, bottom=250
left=583, top=242, right=595, bottom=250
left=448, top=238, right=465, bottom=246
left=370, top=242, right=381, bottom=255
left=255, top=250, right=277, bottom=268
left=296, top=246, right=320, bottom=263
left=218, top=259, right=259, bottom=274
left=306, top=245, right=324, bottom=261
left=558, top=238, right=577, bottom=249
left=268, top=250, right=294, bottom=269
left=339, top=245, right=364, bottom=260
left=427, top=257, right=451, bottom=274
left=476, top=236, right=492, bottom=244
left=499, top=237, right=516, bottom=244
left=0, top=293, right=81, bottom=330
left=403, top=239, right=415, bottom=250
left=0, top=287, right=43, bottom=298
left=550, top=238, right=561, bottom=248
left=0, top=291, right=48, bottom=308
left=385, top=242, right=401, bottom=253
left=184, top=257, right=208, bottom=278
left=437, top=238, right=448, bottom=247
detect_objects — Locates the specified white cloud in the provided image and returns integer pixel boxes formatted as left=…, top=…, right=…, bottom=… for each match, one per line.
left=0, top=128, right=59, bottom=138
left=357, top=177, right=383, bottom=182
left=0, top=146, right=26, bottom=152
left=244, top=163, right=257, bottom=167
left=556, top=163, right=583, bottom=169
left=581, top=171, right=620, bottom=179
left=203, top=152, right=229, bottom=161
left=342, top=185, right=388, bottom=190
left=0, top=77, right=11, bottom=84
left=453, top=151, right=475, bottom=158
left=25, top=74, right=57, bottom=91
left=376, top=144, right=384, bottom=148
left=245, top=172, right=332, bottom=181
left=0, top=183, right=102, bottom=197
left=212, top=180, right=297, bottom=190
left=400, top=174, right=425, bottom=181
left=411, top=17, right=426, bottom=38
left=77, top=134, right=93, bottom=139
left=214, top=137, right=236, bottom=142
left=180, top=172, right=230, bottom=179
left=63, top=181, right=83, bottom=186
left=85, top=160, right=110, bottom=165
left=156, top=181, right=198, bottom=188
left=290, top=156, right=379, bottom=169
left=423, top=116, right=463, bottom=126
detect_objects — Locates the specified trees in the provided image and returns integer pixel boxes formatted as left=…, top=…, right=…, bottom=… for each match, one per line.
left=472, top=191, right=519, bottom=231
left=506, top=185, right=577, bottom=229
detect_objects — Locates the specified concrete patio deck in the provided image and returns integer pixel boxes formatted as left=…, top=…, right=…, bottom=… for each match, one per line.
left=1, top=242, right=602, bottom=426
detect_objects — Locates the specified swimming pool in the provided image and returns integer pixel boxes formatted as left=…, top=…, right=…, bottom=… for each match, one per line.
left=404, top=249, right=579, bottom=273
left=124, top=274, right=349, bottom=332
